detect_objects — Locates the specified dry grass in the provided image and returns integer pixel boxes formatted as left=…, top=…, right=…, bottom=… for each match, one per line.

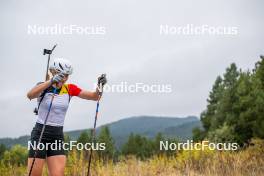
left=1, top=139, right=264, bottom=176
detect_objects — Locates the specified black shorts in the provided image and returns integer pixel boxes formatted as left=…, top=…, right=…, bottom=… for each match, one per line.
left=28, top=123, right=65, bottom=159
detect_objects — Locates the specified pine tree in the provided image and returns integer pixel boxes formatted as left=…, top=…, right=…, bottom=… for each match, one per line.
left=97, top=126, right=115, bottom=161
left=201, top=75, right=224, bottom=131
left=219, top=63, right=239, bottom=127
left=0, top=144, right=6, bottom=159
left=77, top=131, right=91, bottom=144
left=122, top=133, right=136, bottom=155
left=252, top=56, right=264, bottom=138
left=121, top=133, right=154, bottom=160
left=196, top=58, right=264, bottom=145
left=77, top=130, right=91, bottom=159
left=153, top=133, right=164, bottom=155
left=233, top=71, right=254, bottom=144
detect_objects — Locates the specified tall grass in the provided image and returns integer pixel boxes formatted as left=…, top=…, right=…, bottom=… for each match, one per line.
left=1, top=139, right=263, bottom=176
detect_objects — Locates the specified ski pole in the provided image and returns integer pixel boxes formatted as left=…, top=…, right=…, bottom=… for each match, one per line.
left=29, top=44, right=57, bottom=176
left=34, top=44, right=57, bottom=115
left=87, top=83, right=104, bottom=176
left=28, top=88, right=57, bottom=176
left=44, top=44, right=57, bottom=81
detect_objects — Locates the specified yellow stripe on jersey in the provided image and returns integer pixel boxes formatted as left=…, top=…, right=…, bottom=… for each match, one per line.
left=59, top=84, right=69, bottom=95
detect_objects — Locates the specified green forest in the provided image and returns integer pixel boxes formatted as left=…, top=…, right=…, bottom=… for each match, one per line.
left=193, top=56, right=264, bottom=146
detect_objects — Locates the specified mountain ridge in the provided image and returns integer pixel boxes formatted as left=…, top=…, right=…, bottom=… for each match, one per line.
left=0, top=116, right=201, bottom=149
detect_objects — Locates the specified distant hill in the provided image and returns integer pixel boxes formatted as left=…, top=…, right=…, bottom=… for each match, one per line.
left=95, top=116, right=201, bottom=148
left=0, top=116, right=201, bottom=149
left=0, top=135, right=30, bottom=149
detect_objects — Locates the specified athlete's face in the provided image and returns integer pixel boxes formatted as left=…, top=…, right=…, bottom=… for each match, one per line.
left=57, top=73, right=69, bottom=88
left=61, top=74, right=69, bottom=83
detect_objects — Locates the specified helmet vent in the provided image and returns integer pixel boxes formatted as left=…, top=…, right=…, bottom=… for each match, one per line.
left=59, top=63, right=64, bottom=70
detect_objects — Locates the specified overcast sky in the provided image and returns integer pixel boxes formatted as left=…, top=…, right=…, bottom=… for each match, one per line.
left=0, top=0, right=263, bottom=138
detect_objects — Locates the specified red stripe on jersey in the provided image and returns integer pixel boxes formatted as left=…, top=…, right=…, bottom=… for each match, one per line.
left=68, top=84, right=82, bottom=96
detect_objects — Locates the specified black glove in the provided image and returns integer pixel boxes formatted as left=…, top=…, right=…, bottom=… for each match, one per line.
left=97, top=74, right=107, bottom=87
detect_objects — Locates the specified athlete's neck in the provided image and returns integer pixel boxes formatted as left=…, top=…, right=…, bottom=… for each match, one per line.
left=51, top=83, right=63, bottom=89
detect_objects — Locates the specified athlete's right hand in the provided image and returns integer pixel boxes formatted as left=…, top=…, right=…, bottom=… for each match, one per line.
left=50, top=73, right=65, bottom=84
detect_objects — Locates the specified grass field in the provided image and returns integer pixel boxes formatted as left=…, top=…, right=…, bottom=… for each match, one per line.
left=0, top=139, right=263, bottom=176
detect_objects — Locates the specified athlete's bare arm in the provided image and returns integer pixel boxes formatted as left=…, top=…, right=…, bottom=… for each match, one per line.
left=27, top=81, right=51, bottom=100
left=78, top=88, right=100, bottom=101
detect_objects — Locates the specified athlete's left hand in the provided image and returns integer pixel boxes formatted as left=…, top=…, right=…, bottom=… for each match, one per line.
left=97, top=74, right=107, bottom=87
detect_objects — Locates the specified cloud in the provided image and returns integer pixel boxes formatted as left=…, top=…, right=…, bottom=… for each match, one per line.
left=0, top=0, right=263, bottom=137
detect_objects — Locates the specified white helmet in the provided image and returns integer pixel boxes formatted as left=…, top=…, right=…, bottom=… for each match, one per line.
left=49, top=58, right=73, bottom=75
